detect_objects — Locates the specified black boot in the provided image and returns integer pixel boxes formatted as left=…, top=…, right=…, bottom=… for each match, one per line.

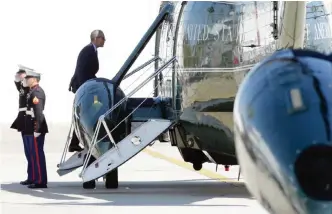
left=20, top=180, right=33, bottom=185
left=68, top=132, right=83, bottom=152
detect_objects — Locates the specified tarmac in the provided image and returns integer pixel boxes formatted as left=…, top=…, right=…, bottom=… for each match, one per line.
left=0, top=123, right=269, bottom=214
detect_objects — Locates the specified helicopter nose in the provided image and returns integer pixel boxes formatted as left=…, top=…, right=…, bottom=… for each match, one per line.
left=294, top=144, right=332, bottom=201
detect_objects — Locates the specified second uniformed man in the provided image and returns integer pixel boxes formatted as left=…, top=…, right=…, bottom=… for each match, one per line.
left=10, top=66, right=33, bottom=185
left=23, top=71, right=48, bottom=189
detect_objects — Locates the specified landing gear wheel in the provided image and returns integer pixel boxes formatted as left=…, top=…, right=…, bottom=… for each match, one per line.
left=83, top=180, right=96, bottom=189
left=193, top=162, right=202, bottom=171
left=105, top=169, right=118, bottom=189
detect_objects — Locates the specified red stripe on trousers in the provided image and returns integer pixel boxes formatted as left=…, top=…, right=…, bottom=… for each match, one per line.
left=31, top=156, right=35, bottom=180
left=29, top=141, right=35, bottom=180
left=33, top=137, right=42, bottom=184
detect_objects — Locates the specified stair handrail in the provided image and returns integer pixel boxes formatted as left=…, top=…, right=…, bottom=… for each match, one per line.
left=123, top=56, right=161, bottom=80
left=104, top=56, right=176, bottom=118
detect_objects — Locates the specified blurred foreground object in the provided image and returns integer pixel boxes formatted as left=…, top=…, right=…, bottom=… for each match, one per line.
left=234, top=48, right=332, bottom=214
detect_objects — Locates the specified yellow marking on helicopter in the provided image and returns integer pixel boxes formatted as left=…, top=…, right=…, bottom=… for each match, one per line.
left=92, top=95, right=103, bottom=111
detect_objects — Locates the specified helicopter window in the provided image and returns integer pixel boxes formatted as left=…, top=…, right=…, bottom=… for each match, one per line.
left=178, top=1, right=275, bottom=69
left=183, top=1, right=194, bottom=12
left=304, top=1, right=332, bottom=54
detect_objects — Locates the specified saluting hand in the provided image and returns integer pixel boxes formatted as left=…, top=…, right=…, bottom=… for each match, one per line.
left=14, top=74, right=21, bottom=82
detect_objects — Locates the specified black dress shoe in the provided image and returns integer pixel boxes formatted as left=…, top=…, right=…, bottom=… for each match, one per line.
left=69, top=145, right=83, bottom=152
left=20, top=180, right=33, bottom=185
left=27, top=183, right=47, bottom=189
left=83, top=180, right=96, bottom=189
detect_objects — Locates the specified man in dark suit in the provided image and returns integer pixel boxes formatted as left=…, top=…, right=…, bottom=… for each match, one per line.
left=68, top=30, right=106, bottom=152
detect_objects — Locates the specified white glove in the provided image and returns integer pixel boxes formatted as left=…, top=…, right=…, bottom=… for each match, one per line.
left=22, top=79, right=28, bottom=87
left=34, top=132, right=41, bottom=138
left=15, top=74, right=21, bottom=82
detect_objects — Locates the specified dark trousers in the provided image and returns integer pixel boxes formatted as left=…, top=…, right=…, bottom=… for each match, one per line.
left=21, top=132, right=34, bottom=181
left=23, top=135, right=48, bottom=184
left=70, top=132, right=80, bottom=147
left=70, top=89, right=79, bottom=148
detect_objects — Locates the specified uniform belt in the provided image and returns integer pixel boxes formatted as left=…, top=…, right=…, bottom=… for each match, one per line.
left=26, top=110, right=35, bottom=118
left=19, top=107, right=27, bottom=111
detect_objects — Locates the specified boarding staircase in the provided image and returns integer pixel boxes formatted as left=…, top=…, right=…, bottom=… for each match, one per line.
left=79, top=56, right=177, bottom=182
left=57, top=56, right=178, bottom=181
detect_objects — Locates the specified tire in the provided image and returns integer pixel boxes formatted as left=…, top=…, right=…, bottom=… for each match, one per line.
left=193, top=162, right=202, bottom=171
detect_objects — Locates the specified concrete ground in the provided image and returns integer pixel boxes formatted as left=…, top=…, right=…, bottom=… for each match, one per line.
left=0, top=123, right=269, bottom=214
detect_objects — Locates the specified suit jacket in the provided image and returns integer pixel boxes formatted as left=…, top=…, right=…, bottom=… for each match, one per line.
left=69, top=43, right=99, bottom=93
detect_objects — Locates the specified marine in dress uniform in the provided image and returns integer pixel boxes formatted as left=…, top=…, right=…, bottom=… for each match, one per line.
left=10, top=66, right=33, bottom=185
left=23, top=70, right=48, bottom=189
left=67, top=30, right=106, bottom=152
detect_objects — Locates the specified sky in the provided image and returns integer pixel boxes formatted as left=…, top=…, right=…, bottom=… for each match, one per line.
left=2, top=0, right=331, bottom=124
left=0, top=0, right=161, bottom=123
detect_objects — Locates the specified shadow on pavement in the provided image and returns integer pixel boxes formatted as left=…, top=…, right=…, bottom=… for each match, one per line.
left=1, top=179, right=253, bottom=207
